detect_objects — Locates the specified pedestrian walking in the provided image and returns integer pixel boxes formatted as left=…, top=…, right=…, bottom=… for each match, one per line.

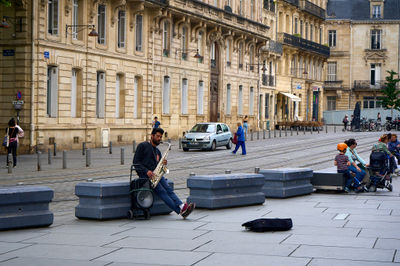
left=342, top=114, right=349, bottom=131
left=152, top=116, right=161, bottom=129
left=4, top=118, right=21, bottom=168
left=242, top=115, right=249, bottom=139
left=232, top=122, right=246, bottom=155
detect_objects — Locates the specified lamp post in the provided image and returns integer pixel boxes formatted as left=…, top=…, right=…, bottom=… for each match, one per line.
left=175, top=48, right=203, bottom=60
left=65, top=24, right=98, bottom=38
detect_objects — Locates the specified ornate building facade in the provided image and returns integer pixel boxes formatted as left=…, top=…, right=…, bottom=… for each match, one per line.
left=0, top=0, right=328, bottom=152
left=324, top=0, right=400, bottom=112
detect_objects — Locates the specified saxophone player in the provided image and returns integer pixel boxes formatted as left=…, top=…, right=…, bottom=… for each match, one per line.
left=133, top=128, right=195, bottom=218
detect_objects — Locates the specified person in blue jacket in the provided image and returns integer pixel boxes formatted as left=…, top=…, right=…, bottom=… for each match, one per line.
left=232, top=122, right=246, bottom=155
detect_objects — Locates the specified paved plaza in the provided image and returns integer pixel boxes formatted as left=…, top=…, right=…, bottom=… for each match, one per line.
left=0, top=129, right=400, bottom=265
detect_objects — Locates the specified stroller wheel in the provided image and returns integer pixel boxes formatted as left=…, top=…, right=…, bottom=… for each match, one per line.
left=127, top=210, right=134, bottom=220
left=368, top=185, right=377, bottom=192
left=387, top=183, right=393, bottom=192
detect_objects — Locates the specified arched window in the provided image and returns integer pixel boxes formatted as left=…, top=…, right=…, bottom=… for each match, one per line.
left=249, top=45, right=254, bottom=71
left=162, top=76, right=170, bottom=114
left=162, top=20, right=170, bottom=56
left=226, top=39, right=231, bottom=66
left=238, top=42, right=244, bottom=69
left=135, top=14, right=143, bottom=51
left=181, top=26, right=188, bottom=60
left=197, top=30, right=204, bottom=60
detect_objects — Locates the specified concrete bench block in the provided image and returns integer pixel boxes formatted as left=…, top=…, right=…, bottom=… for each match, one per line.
left=259, top=168, right=313, bottom=198
left=0, top=186, right=54, bottom=230
left=311, top=170, right=346, bottom=191
left=187, top=173, right=265, bottom=209
left=75, top=180, right=174, bottom=220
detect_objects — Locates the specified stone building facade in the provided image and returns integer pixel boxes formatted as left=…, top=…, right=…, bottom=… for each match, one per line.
left=0, top=0, right=328, bottom=152
left=324, top=0, right=400, bottom=112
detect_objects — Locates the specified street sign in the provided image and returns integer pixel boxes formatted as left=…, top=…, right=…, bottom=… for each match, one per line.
left=44, top=51, right=49, bottom=59
left=3, top=49, right=15, bottom=56
left=17, top=91, right=22, bottom=100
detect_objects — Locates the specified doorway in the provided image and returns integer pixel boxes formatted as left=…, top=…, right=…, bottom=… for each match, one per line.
left=209, top=42, right=219, bottom=122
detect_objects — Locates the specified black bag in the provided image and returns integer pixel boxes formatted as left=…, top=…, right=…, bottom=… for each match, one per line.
left=242, top=218, right=293, bottom=232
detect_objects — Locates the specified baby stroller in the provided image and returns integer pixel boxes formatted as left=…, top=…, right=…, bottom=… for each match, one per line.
left=366, top=151, right=393, bottom=192
left=127, top=164, right=154, bottom=220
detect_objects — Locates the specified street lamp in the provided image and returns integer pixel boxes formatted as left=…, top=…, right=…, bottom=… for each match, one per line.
left=175, top=48, right=203, bottom=60
left=65, top=24, right=98, bottom=38
left=246, top=63, right=267, bottom=73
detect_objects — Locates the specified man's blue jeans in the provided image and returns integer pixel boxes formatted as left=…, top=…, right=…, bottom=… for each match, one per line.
left=153, top=176, right=182, bottom=214
left=233, top=141, right=246, bottom=155
left=338, top=169, right=352, bottom=188
left=348, top=165, right=365, bottom=186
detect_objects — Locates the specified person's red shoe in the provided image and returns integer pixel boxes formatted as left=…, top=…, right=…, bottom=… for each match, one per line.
left=180, top=203, right=195, bottom=219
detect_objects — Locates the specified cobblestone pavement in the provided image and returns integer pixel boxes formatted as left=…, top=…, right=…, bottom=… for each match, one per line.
left=0, top=129, right=396, bottom=215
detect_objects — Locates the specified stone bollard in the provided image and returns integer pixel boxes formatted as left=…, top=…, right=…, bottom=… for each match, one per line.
left=48, top=148, right=51, bottom=165
left=179, top=138, right=182, bottom=149
left=225, top=170, right=231, bottom=174
left=291, top=127, right=293, bottom=136
left=311, top=127, right=313, bottom=134
left=274, top=129, right=276, bottom=138
left=254, top=167, right=260, bottom=174
left=257, top=131, right=259, bottom=140
left=7, top=154, right=12, bottom=174
left=120, top=148, right=125, bottom=165
left=250, top=130, right=253, bottom=141
left=318, top=127, right=320, bottom=134
left=285, top=127, right=287, bottom=137
left=62, top=151, right=67, bottom=169
left=297, top=127, right=299, bottom=135
left=263, top=130, right=266, bottom=139
left=325, top=125, right=328, bottom=134
left=53, top=143, right=56, bottom=157
left=279, top=128, right=282, bottom=137
left=86, top=149, right=91, bottom=167
left=268, top=130, right=271, bottom=139
left=82, top=142, right=86, bottom=155
left=109, top=141, right=112, bottom=154
left=37, top=151, right=41, bottom=171
left=303, top=126, right=306, bottom=135
left=132, top=140, right=136, bottom=153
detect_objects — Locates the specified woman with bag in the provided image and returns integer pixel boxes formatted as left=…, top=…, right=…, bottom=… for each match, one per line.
left=232, top=122, right=246, bottom=155
left=344, top=138, right=369, bottom=192
left=4, top=118, right=20, bottom=168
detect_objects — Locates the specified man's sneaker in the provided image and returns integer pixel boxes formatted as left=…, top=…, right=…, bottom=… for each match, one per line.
left=181, top=203, right=195, bottom=219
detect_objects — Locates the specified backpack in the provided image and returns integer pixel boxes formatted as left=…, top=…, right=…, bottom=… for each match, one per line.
left=242, top=218, right=293, bottom=232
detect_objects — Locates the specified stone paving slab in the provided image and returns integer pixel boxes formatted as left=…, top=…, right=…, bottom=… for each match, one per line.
left=358, top=228, right=400, bottom=239
left=194, top=230, right=290, bottom=244
left=375, top=238, right=400, bottom=250
left=346, top=220, right=400, bottom=230
left=0, top=242, right=32, bottom=255
left=291, top=245, right=395, bottom=262
left=115, top=227, right=206, bottom=240
left=282, top=234, right=376, bottom=248
left=195, top=253, right=311, bottom=266
left=94, top=248, right=210, bottom=265
left=0, top=257, right=104, bottom=266
left=308, top=258, right=398, bottom=266
left=0, top=230, right=49, bottom=242
left=323, top=207, right=391, bottom=216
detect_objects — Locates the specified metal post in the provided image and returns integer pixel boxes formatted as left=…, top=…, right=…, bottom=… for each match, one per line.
left=250, top=130, right=253, bottom=141
left=257, top=131, right=259, bottom=140
left=285, top=127, right=287, bottom=137
left=291, top=127, right=293, bottom=136
left=279, top=128, right=282, bottom=137
left=109, top=141, right=112, bottom=154
left=179, top=138, right=182, bottom=149
left=254, top=167, right=260, bottom=174
left=7, top=154, right=12, bottom=174
left=121, top=148, right=125, bottom=165
left=318, top=127, right=320, bottom=134
left=334, top=125, right=336, bottom=133
left=86, top=149, right=91, bottom=167
left=263, top=130, right=266, bottom=139
left=37, top=151, right=41, bottom=171
left=132, top=140, right=136, bottom=153
left=274, top=129, right=276, bottom=138
left=53, top=143, right=56, bottom=156
left=297, top=127, right=299, bottom=135
left=303, top=126, right=306, bottom=135
left=225, top=170, right=231, bottom=174
left=62, top=150, right=67, bottom=169
left=325, top=125, right=328, bottom=134
left=48, top=148, right=51, bottom=164
left=82, top=142, right=86, bottom=155
left=311, top=126, right=313, bottom=134
left=168, top=138, right=171, bottom=150
left=268, top=130, right=271, bottom=139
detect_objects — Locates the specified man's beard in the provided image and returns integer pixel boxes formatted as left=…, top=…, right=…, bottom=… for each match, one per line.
left=152, top=138, right=161, bottom=146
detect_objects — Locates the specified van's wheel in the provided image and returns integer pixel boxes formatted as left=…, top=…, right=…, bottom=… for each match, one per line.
left=226, top=139, right=232, bottom=149
left=183, top=148, right=189, bottom=151
left=211, top=140, right=217, bottom=151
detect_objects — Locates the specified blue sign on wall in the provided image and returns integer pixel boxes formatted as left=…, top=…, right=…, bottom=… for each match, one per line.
left=44, top=51, right=50, bottom=59
left=3, top=49, right=15, bottom=56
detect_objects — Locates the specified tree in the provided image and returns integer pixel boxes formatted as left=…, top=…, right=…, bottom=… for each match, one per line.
left=380, top=70, right=400, bottom=118
left=0, top=0, right=11, bottom=7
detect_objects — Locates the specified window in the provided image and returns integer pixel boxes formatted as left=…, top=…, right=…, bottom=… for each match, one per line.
left=327, top=62, right=337, bottom=81
left=265, top=93, right=269, bottom=119
left=294, top=18, right=298, bottom=34
left=136, top=15, right=143, bottom=51
left=181, top=79, right=188, bottom=114
left=310, top=24, right=313, bottom=41
left=226, top=84, right=231, bottom=115
left=97, top=5, right=106, bottom=44
left=319, top=27, right=322, bottom=44
left=327, top=96, right=336, bottom=111
left=238, top=42, right=244, bottom=69
left=162, top=21, right=170, bottom=56
left=96, top=72, right=105, bottom=118
left=181, top=26, right=188, bottom=60
left=197, top=81, right=204, bottom=115
left=71, top=69, right=78, bottom=117
left=372, top=5, right=381, bottom=18
left=300, top=20, right=303, bottom=37
left=72, top=0, right=79, bottom=39
left=197, top=31, right=203, bottom=59
left=47, top=66, right=58, bottom=117
left=226, top=39, right=231, bottom=66
left=363, top=97, right=381, bottom=109
left=250, top=0, right=255, bottom=19
left=162, top=76, right=170, bottom=114
left=133, top=76, right=142, bottom=118
left=328, top=30, right=336, bottom=47
left=211, top=42, right=216, bottom=67
left=222, top=124, right=229, bottom=132
left=305, top=23, right=308, bottom=39
left=239, top=0, right=243, bottom=15
left=371, top=29, right=381, bottom=49
left=117, top=10, right=126, bottom=48
left=238, top=85, right=243, bottom=115
left=48, top=0, right=59, bottom=35
left=249, top=46, right=254, bottom=71
left=249, top=87, right=254, bottom=115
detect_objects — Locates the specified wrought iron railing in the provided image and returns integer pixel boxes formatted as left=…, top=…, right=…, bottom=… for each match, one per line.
left=282, top=0, right=299, bottom=7
left=353, top=80, right=387, bottom=90
left=279, top=33, right=330, bottom=57
left=268, top=40, right=283, bottom=55
left=300, top=0, right=325, bottom=19
left=262, top=74, right=275, bottom=86
left=323, top=80, right=343, bottom=89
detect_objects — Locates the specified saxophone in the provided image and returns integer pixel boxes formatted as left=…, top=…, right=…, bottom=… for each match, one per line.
left=150, top=142, right=171, bottom=188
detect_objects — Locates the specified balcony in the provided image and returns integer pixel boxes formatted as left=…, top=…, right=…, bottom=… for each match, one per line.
left=282, top=0, right=299, bottom=7
left=262, top=74, right=275, bottom=87
left=261, top=40, right=283, bottom=55
left=300, top=0, right=325, bottom=19
left=278, top=33, right=330, bottom=57
left=353, top=80, right=386, bottom=91
left=323, top=80, right=343, bottom=90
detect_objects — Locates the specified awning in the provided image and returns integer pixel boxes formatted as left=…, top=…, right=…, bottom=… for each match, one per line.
left=279, top=92, right=301, bottom=102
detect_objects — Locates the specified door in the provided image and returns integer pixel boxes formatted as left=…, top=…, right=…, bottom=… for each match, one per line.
left=312, top=91, right=319, bottom=121
left=210, top=75, right=218, bottom=122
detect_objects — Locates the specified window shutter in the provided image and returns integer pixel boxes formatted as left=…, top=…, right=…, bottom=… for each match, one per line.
left=50, top=67, right=58, bottom=117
